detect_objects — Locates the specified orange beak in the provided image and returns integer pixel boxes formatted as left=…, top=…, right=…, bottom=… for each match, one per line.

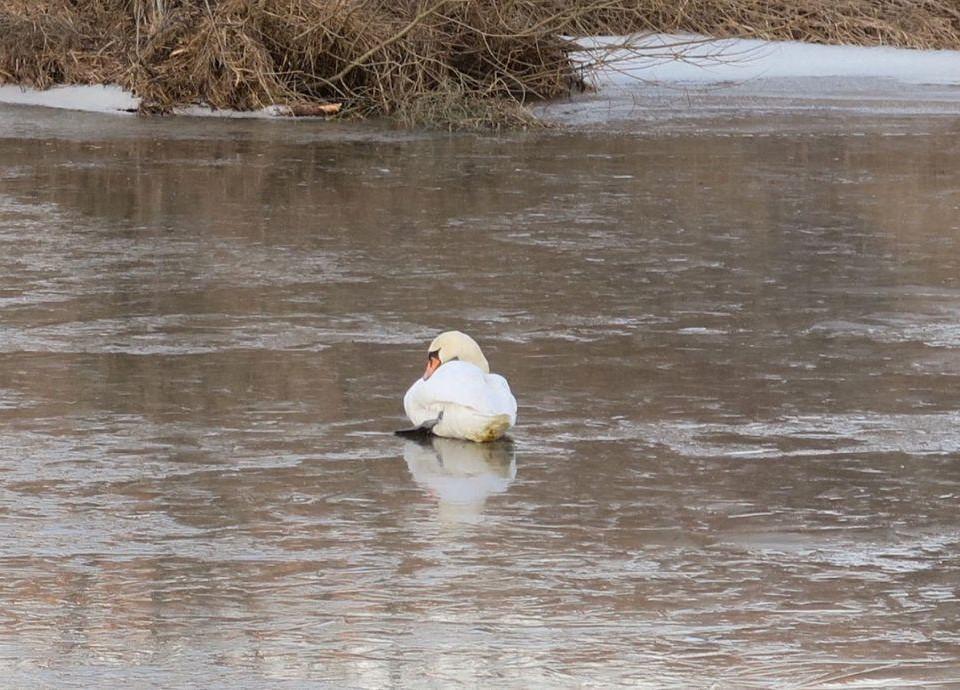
left=423, top=352, right=441, bottom=380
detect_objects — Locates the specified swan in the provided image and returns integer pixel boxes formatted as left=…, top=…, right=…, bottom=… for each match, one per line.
left=400, top=331, right=517, bottom=442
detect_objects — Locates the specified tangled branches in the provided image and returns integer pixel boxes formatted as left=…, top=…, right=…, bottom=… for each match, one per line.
left=1, top=0, right=959, bottom=127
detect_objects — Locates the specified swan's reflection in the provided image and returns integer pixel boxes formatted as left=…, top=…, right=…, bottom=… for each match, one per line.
left=403, top=437, right=517, bottom=523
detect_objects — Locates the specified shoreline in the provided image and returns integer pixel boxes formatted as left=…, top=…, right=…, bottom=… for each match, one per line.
left=3, top=1, right=960, bottom=127
left=3, top=34, right=959, bottom=127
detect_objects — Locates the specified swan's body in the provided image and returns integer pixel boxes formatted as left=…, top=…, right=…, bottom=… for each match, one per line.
left=404, top=361, right=516, bottom=441
left=402, top=331, right=517, bottom=442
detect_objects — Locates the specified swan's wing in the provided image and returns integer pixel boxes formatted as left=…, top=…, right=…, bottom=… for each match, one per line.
left=404, top=377, right=442, bottom=427
left=407, top=361, right=516, bottom=421
left=485, top=373, right=518, bottom=424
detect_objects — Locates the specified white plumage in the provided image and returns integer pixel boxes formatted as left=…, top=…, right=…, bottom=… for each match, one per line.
left=402, top=331, right=517, bottom=442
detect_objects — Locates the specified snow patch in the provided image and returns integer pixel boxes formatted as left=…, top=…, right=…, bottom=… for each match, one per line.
left=577, top=33, right=960, bottom=86
left=0, top=85, right=323, bottom=119
left=0, top=84, right=139, bottom=113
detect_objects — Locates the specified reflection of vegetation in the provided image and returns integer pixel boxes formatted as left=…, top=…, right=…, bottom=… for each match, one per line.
left=2, top=1, right=959, bottom=127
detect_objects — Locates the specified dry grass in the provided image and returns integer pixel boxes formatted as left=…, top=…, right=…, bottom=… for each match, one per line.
left=1, top=0, right=959, bottom=127
left=610, top=0, right=960, bottom=49
left=0, top=1, right=128, bottom=88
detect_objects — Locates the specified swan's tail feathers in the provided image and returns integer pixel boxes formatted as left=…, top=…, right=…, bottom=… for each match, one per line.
left=473, top=414, right=512, bottom=443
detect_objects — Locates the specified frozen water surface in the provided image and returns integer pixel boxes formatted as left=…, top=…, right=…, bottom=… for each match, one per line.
left=1, top=75, right=959, bottom=688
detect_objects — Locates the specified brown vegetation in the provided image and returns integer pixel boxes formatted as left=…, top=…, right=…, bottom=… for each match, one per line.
left=1, top=1, right=959, bottom=127
left=571, top=0, right=960, bottom=49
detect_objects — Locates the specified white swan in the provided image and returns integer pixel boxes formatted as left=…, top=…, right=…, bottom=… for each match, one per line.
left=402, top=331, right=517, bottom=442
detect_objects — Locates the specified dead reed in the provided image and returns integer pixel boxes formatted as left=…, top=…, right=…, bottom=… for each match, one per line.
left=1, top=0, right=959, bottom=127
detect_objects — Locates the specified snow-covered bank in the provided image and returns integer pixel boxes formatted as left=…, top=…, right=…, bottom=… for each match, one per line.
left=578, top=33, right=960, bottom=86
left=0, top=84, right=338, bottom=118
left=3, top=34, right=960, bottom=122
left=0, top=84, right=139, bottom=114
left=534, top=33, right=960, bottom=129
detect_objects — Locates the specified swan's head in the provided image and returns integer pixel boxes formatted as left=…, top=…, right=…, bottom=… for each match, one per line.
left=422, top=330, right=490, bottom=380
